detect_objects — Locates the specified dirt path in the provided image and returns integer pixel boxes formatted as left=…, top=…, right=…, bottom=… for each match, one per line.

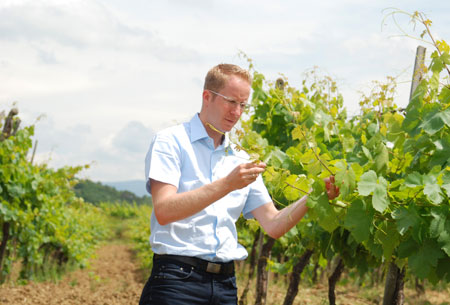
left=0, top=242, right=146, bottom=305
left=1, top=242, right=449, bottom=305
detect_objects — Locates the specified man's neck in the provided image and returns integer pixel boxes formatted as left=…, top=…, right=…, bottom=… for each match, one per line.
left=198, top=116, right=224, bottom=148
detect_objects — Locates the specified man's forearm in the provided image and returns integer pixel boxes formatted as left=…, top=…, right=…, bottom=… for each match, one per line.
left=268, top=195, right=309, bottom=239
left=152, top=177, right=233, bottom=225
left=152, top=162, right=265, bottom=225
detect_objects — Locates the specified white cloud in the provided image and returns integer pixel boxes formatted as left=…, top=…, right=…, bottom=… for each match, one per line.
left=1, top=0, right=450, bottom=181
left=112, top=121, right=154, bottom=155
left=32, top=117, right=154, bottom=181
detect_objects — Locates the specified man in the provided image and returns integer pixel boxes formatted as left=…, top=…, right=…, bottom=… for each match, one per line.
left=140, top=64, right=339, bottom=305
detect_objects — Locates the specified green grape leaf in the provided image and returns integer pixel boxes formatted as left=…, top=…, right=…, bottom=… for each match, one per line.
left=419, top=108, right=450, bottom=135
left=307, top=193, right=339, bottom=233
left=408, top=239, right=445, bottom=279
left=431, top=207, right=450, bottom=256
left=423, top=182, right=443, bottom=204
left=372, top=177, right=389, bottom=213
left=358, top=171, right=389, bottom=212
left=442, top=51, right=450, bottom=64
left=439, top=86, right=450, bottom=104
left=442, top=171, right=450, bottom=195
left=405, top=172, right=423, bottom=187
left=430, top=139, right=450, bottom=167
left=265, top=148, right=288, bottom=168
left=402, top=108, right=421, bottom=135
left=367, top=123, right=378, bottom=136
left=398, top=236, right=417, bottom=258
left=441, top=108, right=450, bottom=126
left=431, top=56, right=444, bottom=73
left=357, top=171, right=378, bottom=196
left=6, top=184, right=25, bottom=197
left=291, top=125, right=303, bottom=141
left=429, top=72, right=440, bottom=92
left=392, top=206, right=421, bottom=236
left=375, top=220, right=400, bottom=260
left=438, top=229, right=450, bottom=256
left=364, top=237, right=383, bottom=259
left=436, top=258, right=450, bottom=282
left=335, top=163, right=356, bottom=199
left=375, top=143, right=389, bottom=172
left=350, top=162, right=364, bottom=180
left=344, top=199, right=373, bottom=243
left=341, top=129, right=355, bottom=153
left=423, top=173, right=443, bottom=204
left=361, top=146, right=373, bottom=161
left=283, top=174, right=309, bottom=201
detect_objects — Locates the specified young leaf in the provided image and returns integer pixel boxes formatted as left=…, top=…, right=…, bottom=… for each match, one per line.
left=335, top=163, right=356, bottom=199
left=372, top=176, right=389, bottom=213
left=357, top=170, right=378, bottom=196
left=424, top=182, right=443, bottom=204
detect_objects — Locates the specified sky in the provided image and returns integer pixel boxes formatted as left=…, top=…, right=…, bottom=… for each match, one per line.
left=1, top=0, right=449, bottom=184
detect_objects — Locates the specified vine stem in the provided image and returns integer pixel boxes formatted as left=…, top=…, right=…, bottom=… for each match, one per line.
left=296, top=126, right=335, bottom=176
left=254, top=81, right=338, bottom=178
left=385, top=9, right=450, bottom=78
left=271, top=88, right=336, bottom=176
left=206, top=122, right=225, bottom=135
left=419, top=14, right=450, bottom=78
left=284, top=181, right=310, bottom=195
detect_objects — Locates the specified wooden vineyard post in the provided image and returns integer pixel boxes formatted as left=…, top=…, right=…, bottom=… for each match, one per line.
left=382, top=45, right=426, bottom=305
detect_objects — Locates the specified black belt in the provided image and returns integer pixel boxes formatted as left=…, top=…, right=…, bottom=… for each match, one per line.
left=153, top=254, right=235, bottom=275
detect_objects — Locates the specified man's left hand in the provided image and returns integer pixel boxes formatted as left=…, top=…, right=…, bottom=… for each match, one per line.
left=324, top=176, right=340, bottom=200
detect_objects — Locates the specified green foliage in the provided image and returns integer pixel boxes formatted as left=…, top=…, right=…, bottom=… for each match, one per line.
left=126, top=204, right=152, bottom=272
left=99, top=201, right=143, bottom=219
left=74, top=179, right=151, bottom=206
left=0, top=112, right=109, bottom=282
left=236, top=15, right=450, bottom=285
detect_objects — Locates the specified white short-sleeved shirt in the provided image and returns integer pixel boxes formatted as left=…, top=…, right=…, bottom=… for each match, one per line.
left=144, top=113, right=272, bottom=262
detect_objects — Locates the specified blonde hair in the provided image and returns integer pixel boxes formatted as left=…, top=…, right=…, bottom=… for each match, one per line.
left=204, top=64, right=252, bottom=91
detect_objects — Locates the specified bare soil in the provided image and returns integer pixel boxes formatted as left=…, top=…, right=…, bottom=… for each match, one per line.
left=1, top=242, right=448, bottom=305
left=0, top=242, right=146, bottom=305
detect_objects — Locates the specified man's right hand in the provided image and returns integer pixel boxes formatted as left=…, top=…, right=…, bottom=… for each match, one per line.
left=226, top=162, right=266, bottom=190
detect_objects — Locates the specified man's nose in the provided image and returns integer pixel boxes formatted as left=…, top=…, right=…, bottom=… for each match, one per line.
left=230, top=104, right=242, bottom=117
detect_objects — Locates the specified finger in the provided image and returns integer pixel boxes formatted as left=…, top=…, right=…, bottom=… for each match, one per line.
left=246, top=173, right=258, bottom=180
left=248, top=168, right=265, bottom=177
left=247, top=162, right=266, bottom=169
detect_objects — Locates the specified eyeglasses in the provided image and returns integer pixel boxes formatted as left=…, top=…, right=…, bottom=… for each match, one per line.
left=207, top=89, right=250, bottom=111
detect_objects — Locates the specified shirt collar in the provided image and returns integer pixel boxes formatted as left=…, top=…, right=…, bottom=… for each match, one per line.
left=189, top=113, right=210, bottom=143
left=189, top=114, right=232, bottom=151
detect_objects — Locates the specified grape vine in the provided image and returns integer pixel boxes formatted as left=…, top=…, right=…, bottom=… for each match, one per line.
left=236, top=10, right=450, bottom=304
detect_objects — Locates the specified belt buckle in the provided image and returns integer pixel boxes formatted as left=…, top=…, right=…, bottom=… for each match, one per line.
left=206, top=262, right=221, bottom=274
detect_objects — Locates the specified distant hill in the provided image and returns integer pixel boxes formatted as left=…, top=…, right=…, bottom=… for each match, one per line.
left=74, top=179, right=151, bottom=206
left=103, top=180, right=148, bottom=197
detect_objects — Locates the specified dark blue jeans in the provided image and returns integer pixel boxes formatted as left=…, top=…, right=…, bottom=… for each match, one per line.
left=139, top=258, right=238, bottom=305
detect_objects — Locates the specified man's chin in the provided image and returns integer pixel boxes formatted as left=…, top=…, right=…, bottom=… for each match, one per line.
left=223, top=121, right=237, bottom=131
left=222, top=125, right=234, bottom=132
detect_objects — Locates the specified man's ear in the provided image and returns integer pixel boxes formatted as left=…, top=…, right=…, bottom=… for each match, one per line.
left=202, top=89, right=212, bottom=105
